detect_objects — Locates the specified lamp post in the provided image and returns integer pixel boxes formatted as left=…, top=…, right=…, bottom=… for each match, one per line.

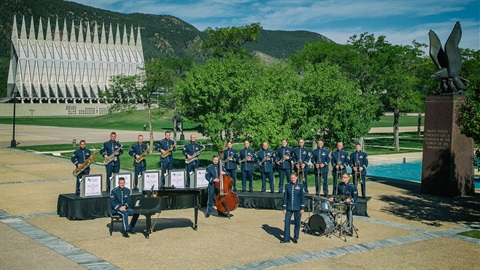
left=10, top=89, right=18, bottom=148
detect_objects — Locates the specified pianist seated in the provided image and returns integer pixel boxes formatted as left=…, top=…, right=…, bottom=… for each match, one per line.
left=110, top=177, right=140, bottom=238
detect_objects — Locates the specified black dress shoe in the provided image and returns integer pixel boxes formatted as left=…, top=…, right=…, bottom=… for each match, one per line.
left=280, top=240, right=289, bottom=243
left=127, top=229, right=137, bottom=234
left=122, top=232, right=130, bottom=238
left=205, top=213, right=210, bottom=218
left=292, top=238, right=298, bottom=244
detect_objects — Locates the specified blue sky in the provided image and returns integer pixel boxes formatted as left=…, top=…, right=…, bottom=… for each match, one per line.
left=70, top=0, right=479, bottom=52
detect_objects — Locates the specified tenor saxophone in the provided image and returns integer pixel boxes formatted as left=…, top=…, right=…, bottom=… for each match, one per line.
left=161, top=145, right=175, bottom=158
left=185, top=143, right=205, bottom=164
left=103, top=145, right=123, bottom=165
left=73, top=150, right=97, bottom=177
left=135, top=146, right=150, bottom=163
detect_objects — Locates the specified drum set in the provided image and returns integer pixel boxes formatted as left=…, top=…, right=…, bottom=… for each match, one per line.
left=302, top=197, right=359, bottom=241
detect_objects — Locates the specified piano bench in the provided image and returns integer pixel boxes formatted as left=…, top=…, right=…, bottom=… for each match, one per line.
left=110, top=213, right=123, bottom=236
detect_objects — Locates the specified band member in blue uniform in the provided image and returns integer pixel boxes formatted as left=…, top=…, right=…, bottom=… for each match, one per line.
left=155, top=131, right=175, bottom=187
left=222, top=141, right=238, bottom=192
left=257, top=142, right=275, bottom=193
left=330, top=173, right=358, bottom=235
left=239, top=140, right=256, bottom=192
left=331, top=142, right=349, bottom=195
left=100, top=132, right=123, bottom=192
left=183, top=134, right=202, bottom=188
left=276, top=139, right=293, bottom=193
left=71, top=140, right=91, bottom=195
left=281, top=173, right=305, bottom=243
left=292, top=139, right=310, bottom=193
left=204, top=155, right=227, bottom=217
left=110, top=177, right=139, bottom=238
left=129, top=135, right=147, bottom=190
left=311, top=140, right=330, bottom=196
left=349, top=143, right=368, bottom=198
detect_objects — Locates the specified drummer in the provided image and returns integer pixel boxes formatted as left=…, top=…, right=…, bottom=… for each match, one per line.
left=329, top=173, right=358, bottom=234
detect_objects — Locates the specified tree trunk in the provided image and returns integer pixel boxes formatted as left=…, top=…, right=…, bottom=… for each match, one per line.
left=148, top=104, right=154, bottom=154
left=417, top=112, right=422, bottom=137
left=393, top=108, right=400, bottom=151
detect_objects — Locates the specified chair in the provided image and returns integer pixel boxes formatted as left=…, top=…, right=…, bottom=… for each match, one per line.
left=109, top=211, right=123, bottom=236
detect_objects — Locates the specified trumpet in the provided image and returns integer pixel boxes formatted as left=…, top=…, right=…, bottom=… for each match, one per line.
left=277, top=151, right=290, bottom=164
left=258, top=152, right=272, bottom=166
left=73, top=149, right=97, bottom=177
left=135, top=146, right=149, bottom=163
left=185, top=143, right=205, bottom=164
left=103, top=145, right=122, bottom=165
left=239, top=152, right=254, bottom=163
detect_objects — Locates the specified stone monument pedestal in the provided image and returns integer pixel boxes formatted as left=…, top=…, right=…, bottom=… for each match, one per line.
left=421, top=95, right=474, bottom=197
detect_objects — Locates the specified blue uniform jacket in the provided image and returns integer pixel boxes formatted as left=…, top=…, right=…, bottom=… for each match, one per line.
left=331, top=150, right=349, bottom=172
left=155, top=139, right=175, bottom=162
left=292, top=147, right=310, bottom=165
left=205, top=163, right=228, bottom=184
left=282, top=182, right=305, bottom=211
left=337, top=182, right=358, bottom=202
left=100, top=140, right=123, bottom=166
left=349, top=151, right=368, bottom=175
left=183, top=142, right=201, bottom=166
left=71, top=148, right=92, bottom=166
left=257, top=149, right=275, bottom=173
left=110, top=186, right=132, bottom=211
left=276, top=146, right=293, bottom=169
left=129, top=143, right=147, bottom=167
left=239, top=148, right=256, bottom=171
left=222, top=148, right=238, bottom=170
left=311, top=148, right=330, bottom=173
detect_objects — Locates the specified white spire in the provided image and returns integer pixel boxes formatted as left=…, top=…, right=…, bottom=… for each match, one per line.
left=38, top=17, right=44, bottom=40
left=29, top=16, right=35, bottom=40
left=20, top=15, right=27, bottom=40
left=45, top=17, right=52, bottom=41
left=11, top=15, right=18, bottom=43
left=54, top=18, right=60, bottom=41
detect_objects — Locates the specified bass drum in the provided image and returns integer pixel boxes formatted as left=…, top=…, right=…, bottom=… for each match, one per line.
left=308, top=213, right=334, bottom=236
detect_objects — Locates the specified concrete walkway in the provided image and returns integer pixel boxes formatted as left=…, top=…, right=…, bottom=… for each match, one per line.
left=0, top=147, right=479, bottom=270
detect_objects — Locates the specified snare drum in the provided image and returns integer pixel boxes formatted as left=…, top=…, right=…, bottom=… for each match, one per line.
left=307, top=213, right=335, bottom=235
left=315, top=200, right=332, bottom=214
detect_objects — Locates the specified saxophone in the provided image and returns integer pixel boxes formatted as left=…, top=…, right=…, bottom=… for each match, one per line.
left=135, top=146, right=150, bottom=163
left=161, top=145, right=175, bottom=158
left=103, top=145, right=123, bottom=165
left=73, top=150, right=97, bottom=177
left=185, top=143, right=205, bottom=164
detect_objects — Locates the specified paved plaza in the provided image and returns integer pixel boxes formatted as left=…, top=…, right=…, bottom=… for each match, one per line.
left=0, top=125, right=479, bottom=270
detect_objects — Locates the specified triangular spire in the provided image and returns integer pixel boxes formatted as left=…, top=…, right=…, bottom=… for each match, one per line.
left=115, top=24, right=121, bottom=45
left=85, top=21, right=91, bottom=43
left=45, top=17, right=52, bottom=41
left=93, top=22, right=99, bottom=44
left=129, top=25, right=135, bottom=46
left=29, top=16, right=35, bottom=39
left=20, top=15, right=27, bottom=39
left=78, top=20, right=84, bottom=43
left=122, top=24, right=128, bottom=45
left=108, top=23, right=114, bottom=45
left=100, top=22, right=106, bottom=45
left=136, top=25, right=142, bottom=48
left=70, top=20, right=76, bottom=42
left=62, top=19, right=68, bottom=41
left=38, top=17, right=44, bottom=40
left=54, top=18, right=60, bottom=41
left=11, top=15, right=18, bottom=42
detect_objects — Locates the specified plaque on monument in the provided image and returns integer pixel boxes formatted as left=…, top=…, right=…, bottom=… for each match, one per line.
left=140, top=170, right=159, bottom=192
left=194, top=168, right=209, bottom=188
left=167, top=169, right=186, bottom=188
left=80, top=174, right=102, bottom=197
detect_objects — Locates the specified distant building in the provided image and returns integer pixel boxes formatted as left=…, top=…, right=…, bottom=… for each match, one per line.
left=7, top=15, right=145, bottom=104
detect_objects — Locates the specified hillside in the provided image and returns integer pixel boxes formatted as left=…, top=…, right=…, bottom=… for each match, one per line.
left=0, top=0, right=332, bottom=97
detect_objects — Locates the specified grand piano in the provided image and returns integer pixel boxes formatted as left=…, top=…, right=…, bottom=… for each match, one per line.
left=57, top=187, right=204, bottom=238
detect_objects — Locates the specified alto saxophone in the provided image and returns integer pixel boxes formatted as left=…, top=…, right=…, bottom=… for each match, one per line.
left=135, top=146, right=150, bottom=163
left=161, top=145, right=175, bottom=158
left=73, top=150, right=97, bottom=177
left=103, top=145, right=123, bottom=165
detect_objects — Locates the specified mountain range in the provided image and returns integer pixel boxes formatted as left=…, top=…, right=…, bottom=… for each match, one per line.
left=0, top=0, right=333, bottom=97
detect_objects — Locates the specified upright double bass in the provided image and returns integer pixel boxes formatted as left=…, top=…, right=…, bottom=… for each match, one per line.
left=215, top=147, right=239, bottom=218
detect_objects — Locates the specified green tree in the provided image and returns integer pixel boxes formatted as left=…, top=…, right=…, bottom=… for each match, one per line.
left=202, top=23, right=262, bottom=57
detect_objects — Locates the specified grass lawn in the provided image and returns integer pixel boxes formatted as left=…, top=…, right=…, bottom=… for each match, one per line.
left=370, top=115, right=423, bottom=128
left=458, top=230, right=480, bottom=239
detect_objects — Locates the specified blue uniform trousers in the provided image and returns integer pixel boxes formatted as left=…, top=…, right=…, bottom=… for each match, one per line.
left=133, top=166, right=146, bottom=189
left=277, top=169, right=291, bottom=193
left=315, top=171, right=329, bottom=196
left=106, top=163, right=120, bottom=192
left=241, top=170, right=253, bottom=192
left=226, top=168, right=237, bottom=191
left=206, top=183, right=215, bottom=215
left=261, top=171, right=274, bottom=192
left=161, top=160, right=173, bottom=187
left=284, top=210, right=301, bottom=242
left=352, top=174, right=367, bottom=198
left=186, top=163, right=197, bottom=187
left=114, top=208, right=139, bottom=232
left=75, top=169, right=89, bottom=195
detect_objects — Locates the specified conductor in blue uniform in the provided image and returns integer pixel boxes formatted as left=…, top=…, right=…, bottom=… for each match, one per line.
left=276, top=139, right=293, bottom=193
left=281, top=173, right=305, bottom=243
left=100, top=132, right=123, bottom=192
left=183, top=134, right=202, bottom=188
left=71, top=140, right=91, bottom=195
left=239, top=140, right=256, bottom=192
left=257, top=142, right=275, bottom=193
left=110, top=177, right=139, bottom=238
left=129, top=135, right=147, bottom=190
left=155, top=131, right=175, bottom=187
left=349, top=143, right=368, bottom=198
left=311, top=140, right=330, bottom=196
left=222, top=141, right=238, bottom=191
left=331, top=142, right=349, bottom=195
